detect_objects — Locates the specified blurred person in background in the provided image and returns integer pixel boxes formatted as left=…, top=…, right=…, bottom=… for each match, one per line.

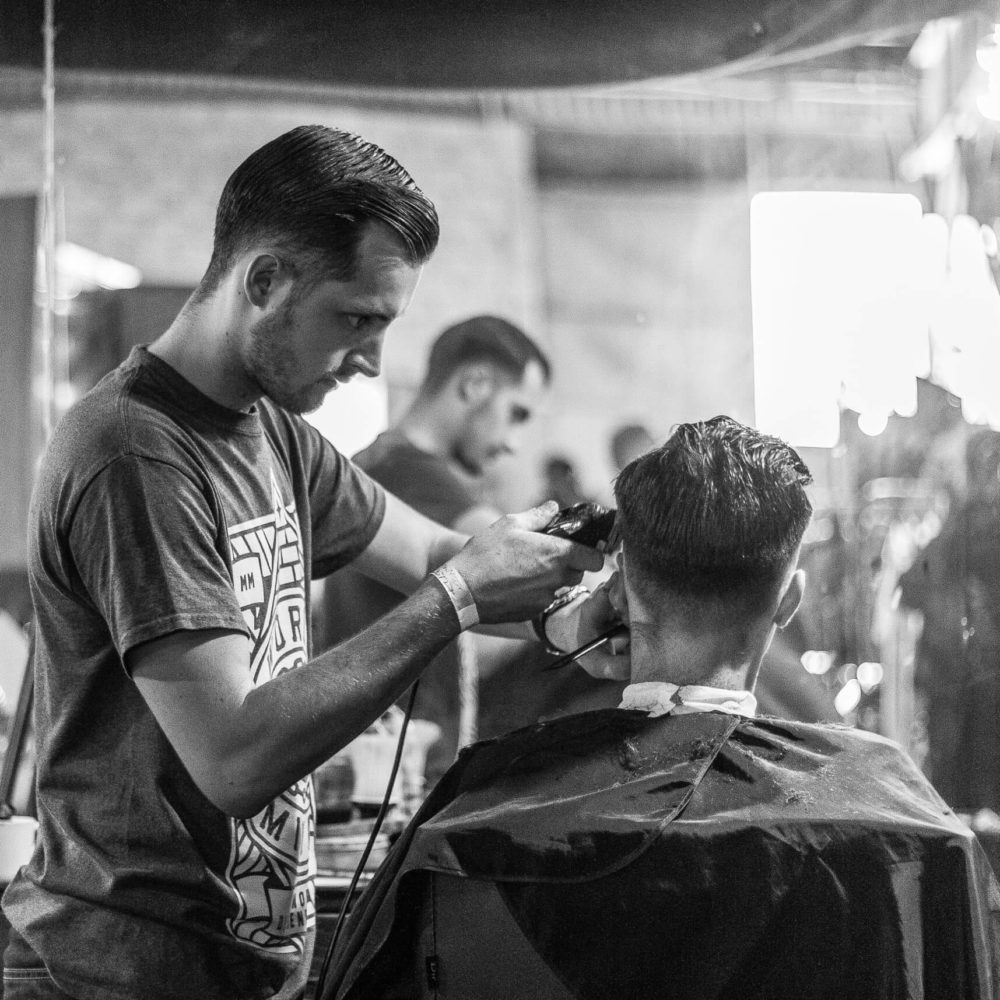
left=536, top=455, right=591, bottom=509
left=609, top=421, right=656, bottom=474
left=899, top=427, right=1000, bottom=812
left=316, top=316, right=552, bottom=787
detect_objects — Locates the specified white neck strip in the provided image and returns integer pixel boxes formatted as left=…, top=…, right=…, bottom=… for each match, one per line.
left=618, top=681, right=757, bottom=719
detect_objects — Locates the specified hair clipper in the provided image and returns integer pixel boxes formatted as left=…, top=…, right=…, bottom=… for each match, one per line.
left=541, top=502, right=619, bottom=552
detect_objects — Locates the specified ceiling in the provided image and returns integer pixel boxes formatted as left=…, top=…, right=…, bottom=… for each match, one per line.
left=0, top=0, right=987, bottom=93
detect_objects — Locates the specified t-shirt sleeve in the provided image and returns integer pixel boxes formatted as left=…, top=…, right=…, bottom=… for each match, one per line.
left=294, top=422, right=387, bottom=579
left=70, top=454, right=250, bottom=664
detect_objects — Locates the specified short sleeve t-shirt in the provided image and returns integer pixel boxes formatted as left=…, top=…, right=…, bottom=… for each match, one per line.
left=2, top=347, right=385, bottom=1000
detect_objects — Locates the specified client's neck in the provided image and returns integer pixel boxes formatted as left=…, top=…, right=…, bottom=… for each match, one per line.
left=627, top=616, right=772, bottom=692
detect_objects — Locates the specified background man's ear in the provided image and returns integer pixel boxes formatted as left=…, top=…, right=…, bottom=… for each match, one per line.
left=774, top=569, right=805, bottom=629
left=456, top=364, right=495, bottom=405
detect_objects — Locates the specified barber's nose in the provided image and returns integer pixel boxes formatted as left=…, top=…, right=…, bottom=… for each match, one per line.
left=350, top=347, right=381, bottom=379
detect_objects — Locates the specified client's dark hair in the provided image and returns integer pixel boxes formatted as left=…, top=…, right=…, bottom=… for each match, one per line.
left=614, top=415, right=812, bottom=610
left=196, top=125, right=439, bottom=298
left=421, top=315, right=551, bottom=394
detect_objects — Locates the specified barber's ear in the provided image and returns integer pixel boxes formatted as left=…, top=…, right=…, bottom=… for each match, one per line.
left=774, top=569, right=805, bottom=629
left=457, top=365, right=495, bottom=405
left=243, top=254, right=284, bottom=308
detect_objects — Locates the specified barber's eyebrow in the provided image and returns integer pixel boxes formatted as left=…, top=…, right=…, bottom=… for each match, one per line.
left=347, top=304, right=404, bottom=324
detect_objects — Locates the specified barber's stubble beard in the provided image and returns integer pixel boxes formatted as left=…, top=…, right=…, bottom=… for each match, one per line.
left=245, top=305, right=327, bottom=415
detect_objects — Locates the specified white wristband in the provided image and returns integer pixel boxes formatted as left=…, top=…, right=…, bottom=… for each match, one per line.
left=431, top=564, right=480, bottom=631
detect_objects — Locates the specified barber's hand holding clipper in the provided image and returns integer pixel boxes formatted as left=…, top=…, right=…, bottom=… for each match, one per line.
left=433, top=500, right=631, bottom=679
left=534, top=499, right=631, bottom=680
left=437, top=501, right=604, bottom=623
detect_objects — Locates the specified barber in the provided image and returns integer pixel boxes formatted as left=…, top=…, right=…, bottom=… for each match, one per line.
left=1, top=125, right=626, bottom=1000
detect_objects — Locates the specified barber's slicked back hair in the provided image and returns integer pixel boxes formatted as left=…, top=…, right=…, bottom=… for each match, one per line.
left=614, top=415, right=813, bottom=606
left=197, top=125, right=439, bottom=295
left=421, top=315, right=551, bottom=394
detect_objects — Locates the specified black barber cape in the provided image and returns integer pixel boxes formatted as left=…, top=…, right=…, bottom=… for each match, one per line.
left=318, top=710, right=1000, bottom=1000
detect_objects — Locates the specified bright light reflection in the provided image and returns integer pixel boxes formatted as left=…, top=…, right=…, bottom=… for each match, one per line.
left=858, top=411, right=890, bottom=437
left=55, top=242, right=142, bottom=291
left=751, top=192, right=926, bottom=449
left=978, top=28, right=1000, bottom=121
left=857, top=661, right=884, bottom=693
left=834, top=678, right=863, bottom=717
left=800, top=650, right=835, bottom=675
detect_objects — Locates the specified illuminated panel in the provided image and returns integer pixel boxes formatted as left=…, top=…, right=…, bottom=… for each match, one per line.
left=305, top=377, right=389, bottom=458
left=750, top=192, right=926, bottom=448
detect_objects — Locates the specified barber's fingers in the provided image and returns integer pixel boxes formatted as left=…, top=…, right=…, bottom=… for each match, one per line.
left=599, top=573, right=629, bottom=625
left=565, top=541, right=604, bottom=573
left=577, top=643, right=631, bottom=682
left=577, top=581, right=624, bottom=638
left=493, top=504, right=603, bottom=573
left=504, top=500, right=560, bottom=532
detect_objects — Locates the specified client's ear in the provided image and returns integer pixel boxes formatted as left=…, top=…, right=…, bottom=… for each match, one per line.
left=607, top=553, right=630, bottom=624
left=774, top=569, right=805, bottom=629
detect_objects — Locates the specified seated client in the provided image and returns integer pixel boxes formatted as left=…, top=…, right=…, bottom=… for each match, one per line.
left=319, top=415, right=1000, bottom=1000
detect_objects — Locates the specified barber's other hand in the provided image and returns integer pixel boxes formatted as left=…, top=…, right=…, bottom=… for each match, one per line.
left=447, top=502, right=604, bottom=624
left=556, top=581, right=631, bottom=681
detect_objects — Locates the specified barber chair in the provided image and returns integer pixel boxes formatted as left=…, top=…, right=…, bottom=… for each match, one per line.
left=317, top=710, right=1000, bottom=1000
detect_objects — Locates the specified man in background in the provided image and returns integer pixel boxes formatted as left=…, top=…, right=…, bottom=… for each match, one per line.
left=317, top=316, right=551, bottom=785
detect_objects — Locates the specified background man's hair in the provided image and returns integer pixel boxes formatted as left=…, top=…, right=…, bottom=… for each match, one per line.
left=421, top=315, right=551, bottom=394
left=610, top=423, right=655, bottom=471
left=196, top=124, right=439, bottom=297
left=614, top=415, right=813, bottom=610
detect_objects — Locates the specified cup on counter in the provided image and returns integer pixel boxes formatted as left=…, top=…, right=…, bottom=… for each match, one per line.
left=343, top=718, right=441, bottom=814
left=399, top=719, right=441, bottom=812
left=345, top=732, right=405, bottom=807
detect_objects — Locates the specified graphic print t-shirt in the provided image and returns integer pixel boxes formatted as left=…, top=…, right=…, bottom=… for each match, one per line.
left=3, top=347, right=385, bottom=1000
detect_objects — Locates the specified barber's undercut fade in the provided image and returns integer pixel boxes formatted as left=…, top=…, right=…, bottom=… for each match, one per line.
left=614, top=415, right=813, bottom=610
left=196, top=125, right=439, bottom=297
left=421, top=315, right=552, bottom=394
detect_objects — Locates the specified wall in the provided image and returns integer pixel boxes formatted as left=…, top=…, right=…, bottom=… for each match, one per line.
left=536, top=180, right=754, bottom=505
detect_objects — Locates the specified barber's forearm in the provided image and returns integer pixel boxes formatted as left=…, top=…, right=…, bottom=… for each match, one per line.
left=427, top=526, right=470, bottom=574
left=226, top=578, right=459, bottom=816
left=349, top=492, right=470, bottom=594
